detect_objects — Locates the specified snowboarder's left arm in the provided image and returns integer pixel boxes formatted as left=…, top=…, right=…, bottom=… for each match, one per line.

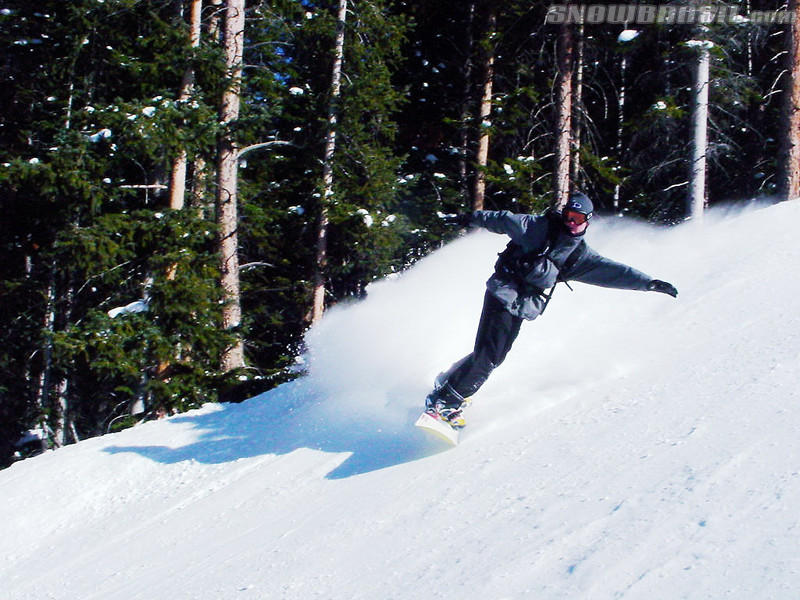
left=567, top=247, right=677, bottom=296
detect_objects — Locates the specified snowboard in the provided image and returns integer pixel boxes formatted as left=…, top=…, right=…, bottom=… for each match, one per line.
left=415, top=411, right=460, bottom=445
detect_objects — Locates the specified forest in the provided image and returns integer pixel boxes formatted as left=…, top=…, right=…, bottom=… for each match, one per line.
left=2, top=0, right=798, bottom=467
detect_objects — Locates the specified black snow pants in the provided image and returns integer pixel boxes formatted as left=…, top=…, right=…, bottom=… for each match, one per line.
left=437, top=290, right=524, bottom=405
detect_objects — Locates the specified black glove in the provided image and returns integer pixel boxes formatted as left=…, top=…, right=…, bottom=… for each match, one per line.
left=647, top=279, right=678, bottom=298
left=440, top=213, right=472, bottom=227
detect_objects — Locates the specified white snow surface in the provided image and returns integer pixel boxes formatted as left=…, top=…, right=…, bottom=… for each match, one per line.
left=3, top=200, right=800, bottom=599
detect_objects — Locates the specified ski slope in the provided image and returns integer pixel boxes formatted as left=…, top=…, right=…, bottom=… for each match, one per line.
left=2, top=201, right=800, bottom=599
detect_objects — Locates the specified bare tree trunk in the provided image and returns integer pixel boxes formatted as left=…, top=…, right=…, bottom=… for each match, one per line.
left=168, top=0, right=203, bottom=211
left=35, top=274, right=56, bottom=451
left=216, top=0, right=246, bottom=371
left=613, top=49, right=627, bottom=214
left=190, top=156, right=213, bottom=218
left=745, top=0, right=753, bottom=78
left=51, top=282, right=75, bottom=448
left=458, top=1, right=476, bottom=201
left=65, top=81, right=75, bottom=131
left=687, top=42, right=710, bottom=222
left=208, top=0, right=224, bottom=40
left=36, top=274, right=75, bottom=449
left=472, top=7, right=496, bottom=212
left=51, top=376, right=69, bottom=448
left=570, top=22, right=584, bottom=190
left=169, top=154, right=188, bottom=212
left=554, top=19, right=574, bottom=210
left=779, top=0, right=800, bottom=201
left=311, top=0, right=348, bottom=326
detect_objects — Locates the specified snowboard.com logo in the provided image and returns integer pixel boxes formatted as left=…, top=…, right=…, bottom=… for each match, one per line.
left=545, top=4, right=793, bottom=25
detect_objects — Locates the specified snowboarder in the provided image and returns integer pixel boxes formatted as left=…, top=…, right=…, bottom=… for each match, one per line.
left=424, top=192, right=678, bottom=430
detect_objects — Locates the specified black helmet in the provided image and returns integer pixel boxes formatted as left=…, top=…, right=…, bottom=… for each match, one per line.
left=565, top=192, right=593, bottom=218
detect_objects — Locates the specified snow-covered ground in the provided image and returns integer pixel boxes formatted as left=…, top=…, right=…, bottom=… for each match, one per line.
left=3, top=201, right=800, bottom=599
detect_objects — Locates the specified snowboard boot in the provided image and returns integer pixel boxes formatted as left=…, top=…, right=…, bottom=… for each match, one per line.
left=425, top=384, right=470, bottom=430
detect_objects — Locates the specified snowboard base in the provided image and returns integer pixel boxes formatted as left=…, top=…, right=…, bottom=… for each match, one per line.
left=415, top=411, right=460, bottom=445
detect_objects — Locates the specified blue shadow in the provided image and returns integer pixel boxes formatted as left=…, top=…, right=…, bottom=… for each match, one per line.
left=104, top=381, right=448, bottom=479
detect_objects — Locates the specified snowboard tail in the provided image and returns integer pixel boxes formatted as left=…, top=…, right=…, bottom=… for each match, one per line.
left=415, top=411, right=460, bottom=445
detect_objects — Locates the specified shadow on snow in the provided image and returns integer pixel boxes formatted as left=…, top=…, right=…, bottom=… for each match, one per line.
left=103, top=378, right=447, bottom=479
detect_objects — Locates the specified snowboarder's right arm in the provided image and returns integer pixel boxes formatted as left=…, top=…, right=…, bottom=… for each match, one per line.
left=468, top=210, right=543, bottom=244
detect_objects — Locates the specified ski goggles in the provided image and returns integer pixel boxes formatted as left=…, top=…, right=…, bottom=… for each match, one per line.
left=563, top=209, right=591, bottom=225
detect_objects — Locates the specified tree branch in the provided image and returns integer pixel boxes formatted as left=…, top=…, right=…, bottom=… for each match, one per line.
left=238, top=140, right=297, bottom=159
left=239, top=261, right=275, bottom=271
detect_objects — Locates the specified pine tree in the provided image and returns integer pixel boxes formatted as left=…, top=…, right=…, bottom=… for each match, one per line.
left=0, top=0, right=233, bottom=459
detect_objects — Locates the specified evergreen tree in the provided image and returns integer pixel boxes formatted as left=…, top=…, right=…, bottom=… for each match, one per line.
left=253, top=0, right=408, bottom=315
left=0, top=0, right=230, bottom=461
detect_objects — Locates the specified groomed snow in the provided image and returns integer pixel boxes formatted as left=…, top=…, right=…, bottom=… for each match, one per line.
left=2, top=200, right=800, bottom=599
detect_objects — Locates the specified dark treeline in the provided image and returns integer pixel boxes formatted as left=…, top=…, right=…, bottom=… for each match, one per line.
left=1, top=0, right=797, bottom=466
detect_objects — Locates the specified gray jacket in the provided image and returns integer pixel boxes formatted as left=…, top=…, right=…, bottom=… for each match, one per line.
left=470, top=210, right=653, bottom=320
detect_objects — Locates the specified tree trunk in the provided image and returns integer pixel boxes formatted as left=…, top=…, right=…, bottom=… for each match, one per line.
left=687, top=43, right=710, bottom=222
left=51, top=376, right=69, bottom=448
left=53, top=281, right=75, bottom=448
left=311, top=0, right=348, bottom=326
left=216, top=0, right=246, bottom=371
left=458, top=1, right=476, bottom=201
left=168, top=153, right=188, bottom=212
left=35, top=274, right=56, bottom=452
left=613, top=48, right=627, bottom=214
left=779, top=0, right=800, bottom=201
left=191, top=155, right=209, bottom=216
left=472, top=7, right=496, bottom=212
left=554, top=19, right=573, bottom=210
left=570, top=22, right=584, bottom=190
left=745, top=0, right=753, bottom=78
left=168, top=0, right=203, bottom=211
left=208, top=0, right=224, bottom=40
left=38, top=274, right=75, bottom=449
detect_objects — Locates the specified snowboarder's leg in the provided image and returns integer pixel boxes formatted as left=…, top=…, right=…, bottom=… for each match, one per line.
left=426, top=292, right=523, bottom=425
left=447, top=291, right=522, bottom=397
